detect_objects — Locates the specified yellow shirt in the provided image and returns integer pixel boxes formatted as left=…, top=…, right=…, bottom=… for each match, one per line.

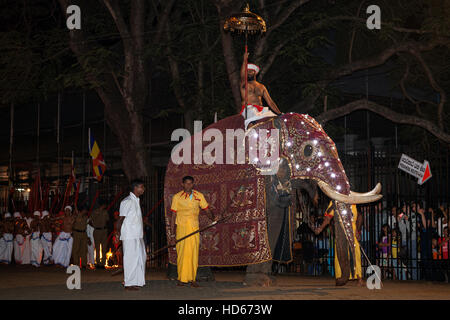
left=170, top=190, right=209, bottom=228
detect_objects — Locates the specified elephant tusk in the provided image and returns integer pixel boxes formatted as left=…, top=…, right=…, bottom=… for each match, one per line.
left=318, top=181, right=383, bottom=204
left=349, top=182, right=382, bottom=197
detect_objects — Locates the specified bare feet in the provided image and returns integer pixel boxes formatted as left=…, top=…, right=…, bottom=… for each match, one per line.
left=357, top=278, right=365, bottom=287
left=335, top=278, right=347, bottom=286
left=124, top=286, right=139, bottom=291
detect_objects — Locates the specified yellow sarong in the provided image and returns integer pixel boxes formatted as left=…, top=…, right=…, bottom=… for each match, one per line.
left=170, top=190, right=209, bottom=283
left=325, top=201, right=362, bottom=280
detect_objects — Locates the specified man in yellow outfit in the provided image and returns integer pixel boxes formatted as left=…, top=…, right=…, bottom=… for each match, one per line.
left=170, top=176, right=216, bottom=287
left=315, top=200, right=363, bottom=286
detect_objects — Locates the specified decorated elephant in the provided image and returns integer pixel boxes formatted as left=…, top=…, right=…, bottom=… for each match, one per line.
left=164, top=112, right=382, bottom=286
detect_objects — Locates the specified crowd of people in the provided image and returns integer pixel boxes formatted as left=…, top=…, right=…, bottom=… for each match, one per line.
left=295, top=201, right=449, bottom=282
left=366, top=202, right=449, bottom=282
left=0, top=201, right=130, bottom=269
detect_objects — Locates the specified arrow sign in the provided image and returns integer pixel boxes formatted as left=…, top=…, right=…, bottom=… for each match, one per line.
left=398, top=154, right=432, bottom=185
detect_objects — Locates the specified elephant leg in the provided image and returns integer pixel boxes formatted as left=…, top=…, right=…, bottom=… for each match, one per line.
left=244, top=262, right=275, bottom=286
left=244, top=177, right=285, bottom=286
left=196, top=266, right=215, bottom=282
left=167, top=263, right=178, bottom=280
left=334, top=220, right=350, bottom=286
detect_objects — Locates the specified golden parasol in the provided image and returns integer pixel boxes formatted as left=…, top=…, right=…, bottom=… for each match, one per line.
left=224, top=3, right=266, bottom=118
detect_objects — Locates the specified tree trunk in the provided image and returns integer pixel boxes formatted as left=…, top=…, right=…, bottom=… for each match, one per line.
left=59, top=0, right=149, bottom=181
left=215, top=2, right=242, bottom=112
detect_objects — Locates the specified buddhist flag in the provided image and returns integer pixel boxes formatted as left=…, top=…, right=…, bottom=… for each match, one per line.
left=88, top=128, right=106, bottom=181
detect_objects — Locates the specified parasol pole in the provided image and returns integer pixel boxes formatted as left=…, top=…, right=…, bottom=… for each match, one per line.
left=223, top=3, right=266, bottom=118
left=244, top=25, right=248, bottom=120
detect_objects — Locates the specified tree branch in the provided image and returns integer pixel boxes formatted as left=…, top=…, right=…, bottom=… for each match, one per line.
left=398, top=60, right=426, bottom=117
left=289, top=37, right=450, bottom=113
left=348, top=1, right=366, bottom=64
left=152, top=0, right=176, bottom=43
left=315, top=99, right=450, bottom=144
left=255, top=0, right=310, bottom=60
left=103, top=0, right=132, bottom=51
left=408, top=49, right=447, bottom=130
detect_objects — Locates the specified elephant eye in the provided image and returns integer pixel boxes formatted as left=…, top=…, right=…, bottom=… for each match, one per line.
left=304, top=144, right=313, bottom=157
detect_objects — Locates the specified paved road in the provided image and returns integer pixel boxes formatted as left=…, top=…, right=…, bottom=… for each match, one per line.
left=0, top=264, right=449, bottom=300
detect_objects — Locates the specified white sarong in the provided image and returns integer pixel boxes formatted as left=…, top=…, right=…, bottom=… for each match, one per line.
left=40, top=232, right=52, bottom=264
left=0, top=233, right=13, bottom=264
left=86, top=224, right=95, bottom=265
left=52, top=232, right=73, bottom=267
left=30, top=231, right=43, bottom=267
left=14, top=235, right=25, bottom=264
left=241, top=105, right=277, bottom=130
left=21, top=234, right=31, bottom=264
left=122, top=238, right=146, bottom=287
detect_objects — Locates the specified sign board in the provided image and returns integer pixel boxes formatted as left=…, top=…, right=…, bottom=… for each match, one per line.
left=398, top=154, right=432, bottom=185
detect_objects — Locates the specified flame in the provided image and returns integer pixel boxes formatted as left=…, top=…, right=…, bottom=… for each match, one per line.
left=105, top=248, right=119, bottom=269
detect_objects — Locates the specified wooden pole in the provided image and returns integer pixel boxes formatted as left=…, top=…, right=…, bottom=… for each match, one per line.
left=244, top=26, right=248, bottom=119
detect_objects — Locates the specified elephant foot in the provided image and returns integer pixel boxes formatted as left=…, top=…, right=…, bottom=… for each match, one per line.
left=243, top=273, right=276, bottom=287
left=335, top=277, right=348, bottom=286
left=196, top=266, right=215, bottom=282
left=167, top=263, right=178, bottom=281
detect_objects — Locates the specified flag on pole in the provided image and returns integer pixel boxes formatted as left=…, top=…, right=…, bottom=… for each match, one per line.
left=71, top=151, right=77, bottom=193
left=88, top=128, right=106, bottom=181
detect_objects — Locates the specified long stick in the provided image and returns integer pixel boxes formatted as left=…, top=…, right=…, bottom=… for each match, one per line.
left=244, top=26, right=248, bottom=120
left=111, top=219, right=225, bottom=277
left=88, top=189, right=100, bottom=217
left=111, top=205, right=233, bottom=277
left=74, top=179, right=81, bottom=210
left=145, top=197, right=164, bottom=218
left=106, top=190, right=123, bottom=212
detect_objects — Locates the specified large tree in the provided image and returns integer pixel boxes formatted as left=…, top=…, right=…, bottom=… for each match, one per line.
left=212, top=0, right=450, bottom=145
left=57, top=0, right=176, bottom=180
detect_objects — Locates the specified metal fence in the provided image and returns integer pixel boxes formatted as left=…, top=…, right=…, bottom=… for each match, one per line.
left=2, top=144, right=448, bottom=281
left=287, top=144, right=450, bottom=281
left=89, top=168, right=168, bottom=269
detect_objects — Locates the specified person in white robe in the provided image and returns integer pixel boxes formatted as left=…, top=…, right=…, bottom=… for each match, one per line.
left=117, top=180, right=146, bottom=290
left=52, top=232, right=73, bottom=267
left=40, top=211, right=53, bottom=265
left=21, top=212, right=33, bottom=265
left=0, top=213, right=14, bottom=264
left=13, top=212, right=26, bottom=264
left=30, top=211, right=43, bottom=267
left=86, top=220, right=95, bottom=267
left=52, top=207, right=74, bottom=267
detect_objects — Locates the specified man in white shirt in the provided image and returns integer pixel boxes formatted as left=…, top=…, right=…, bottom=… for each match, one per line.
left=117, top=179, right=146, bottom=291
